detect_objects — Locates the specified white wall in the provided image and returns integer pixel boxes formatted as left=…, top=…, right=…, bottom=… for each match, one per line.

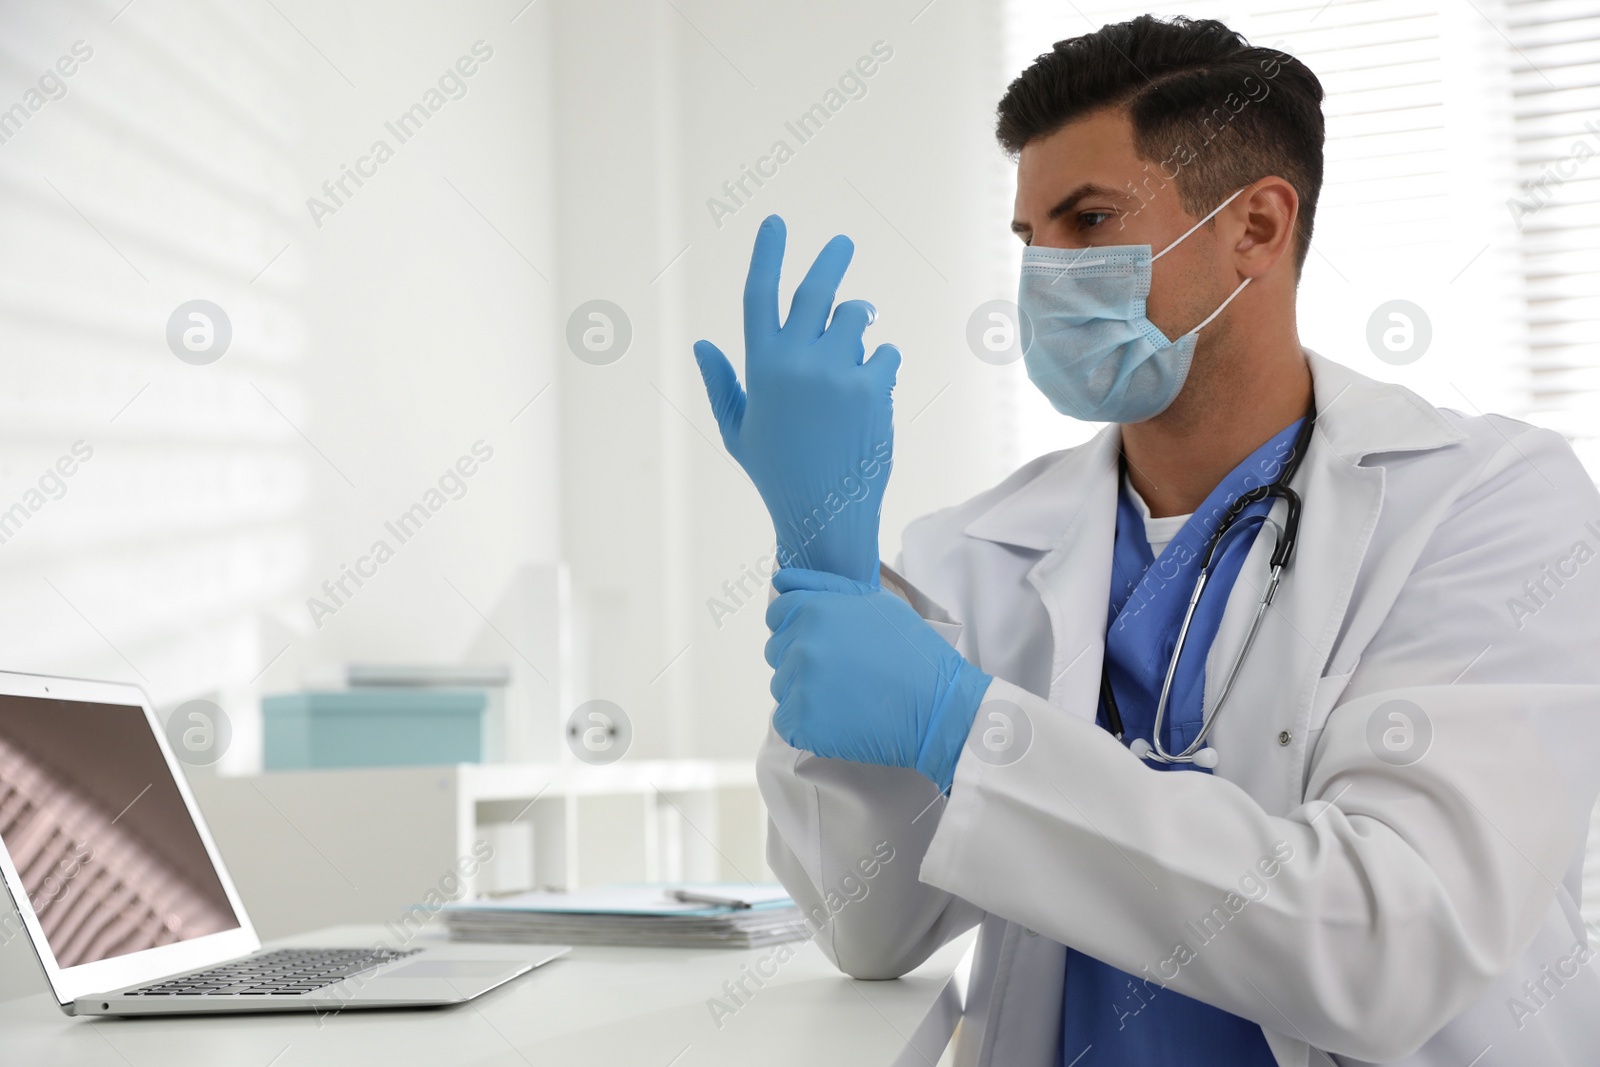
left=266, top=4, right=561, bottom=747
left=0, top=0, right=560, bottom=766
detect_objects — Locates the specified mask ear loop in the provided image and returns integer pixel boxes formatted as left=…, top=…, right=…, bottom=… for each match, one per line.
left=1151, top=185, right=1248, bottom=262
left=1148, top=185, right=1252, bottom=337
left=1183, top=276, right=1251, bottom=337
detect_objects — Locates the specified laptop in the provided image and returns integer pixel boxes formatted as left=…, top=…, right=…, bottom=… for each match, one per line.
left=0, top=670, right=569, bottom=1016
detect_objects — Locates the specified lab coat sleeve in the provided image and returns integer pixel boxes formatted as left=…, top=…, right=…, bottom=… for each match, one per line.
left=919, top=428, right=1600, bottom=1062
left=756, top=559, right=984, bottom=980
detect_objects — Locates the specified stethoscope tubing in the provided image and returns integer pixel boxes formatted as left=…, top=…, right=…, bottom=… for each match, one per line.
left=1144, top=517, right=1285, bottom=764
left=1105, top=404, right=1316, bottom=766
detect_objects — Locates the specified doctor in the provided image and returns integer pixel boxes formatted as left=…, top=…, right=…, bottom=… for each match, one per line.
left=692, top=15, right=1600, bottom=1067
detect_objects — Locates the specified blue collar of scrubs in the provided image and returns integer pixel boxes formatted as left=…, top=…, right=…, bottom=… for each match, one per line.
left=1100, top=417, right=1307, bottom=768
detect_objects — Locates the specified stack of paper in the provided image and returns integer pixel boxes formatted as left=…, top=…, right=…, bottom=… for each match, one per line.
left=443, top=883, right=812, bottom=949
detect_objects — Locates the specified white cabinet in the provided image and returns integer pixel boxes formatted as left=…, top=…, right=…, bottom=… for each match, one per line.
left=185, top=760, right=767, bottom=940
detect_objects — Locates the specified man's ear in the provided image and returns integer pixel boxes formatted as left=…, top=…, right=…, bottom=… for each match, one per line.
left=1234, top=178, right=1299, bottom=279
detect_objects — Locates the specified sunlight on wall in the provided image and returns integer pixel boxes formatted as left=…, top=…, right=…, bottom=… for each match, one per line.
left=0, top=3, right=310, bottom=773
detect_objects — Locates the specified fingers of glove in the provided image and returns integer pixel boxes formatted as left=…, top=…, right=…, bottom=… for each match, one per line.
left=786, top=234, right=855, bottom=341
left=771, top=566, right=874, bottom=597
left=692, top=340, right=747, bottom=442
left=761, top=627, right=812, bottom=716
left=824, top=300, right=876, bottom=363
left=763, top=610, right=803, bottom=668
left=866, top=342, right=903, bottom=390
left=768, top=638, right=808, bottom=709
left=743, top=215, right=786, bottom=344
left=765, top=587, right=819, bottom=635
left=771, top=691, right=805, bottom=750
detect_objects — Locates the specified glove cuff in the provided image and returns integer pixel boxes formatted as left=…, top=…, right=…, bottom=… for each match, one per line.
left=914, top=661, right=993, bottom=793
left=773, top=529, right=882, bottom=587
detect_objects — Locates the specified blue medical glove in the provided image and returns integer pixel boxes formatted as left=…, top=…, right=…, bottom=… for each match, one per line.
left=764, top=568, right=992, bottom=792
left=694, top=215, right=901, bottom=586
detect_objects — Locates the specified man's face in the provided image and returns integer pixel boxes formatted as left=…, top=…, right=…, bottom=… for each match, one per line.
left=1011, top=108, right=1236, bottom=344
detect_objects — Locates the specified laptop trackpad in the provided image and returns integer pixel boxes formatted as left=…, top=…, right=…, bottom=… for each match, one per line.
left=382, top=960, right=517, bottom=979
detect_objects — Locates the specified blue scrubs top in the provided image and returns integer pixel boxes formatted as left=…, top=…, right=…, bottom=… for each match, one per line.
left=1058, top=418, right=1304, bottom=1066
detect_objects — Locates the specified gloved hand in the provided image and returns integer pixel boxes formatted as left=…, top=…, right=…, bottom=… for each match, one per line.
left=693, top=215, right=901, bottom=586
left=764, top=568, right=993, bottom=793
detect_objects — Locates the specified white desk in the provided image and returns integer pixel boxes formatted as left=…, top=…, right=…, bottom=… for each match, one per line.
left=0, top=925, right=973, bottom=1066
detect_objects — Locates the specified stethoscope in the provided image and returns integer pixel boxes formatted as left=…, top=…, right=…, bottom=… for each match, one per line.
left=1099, top=405, right=1316, bottom=769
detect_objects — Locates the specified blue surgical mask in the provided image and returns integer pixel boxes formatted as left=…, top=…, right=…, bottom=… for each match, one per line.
left=1018, top=187, right=1250, bottom=423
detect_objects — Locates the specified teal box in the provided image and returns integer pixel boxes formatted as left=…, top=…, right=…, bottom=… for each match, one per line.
left=263, top=689, right=489, bottom=770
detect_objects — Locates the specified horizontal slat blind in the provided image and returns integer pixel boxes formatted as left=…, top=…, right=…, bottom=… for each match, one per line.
left=1506, top=0, right=1600, bottom=472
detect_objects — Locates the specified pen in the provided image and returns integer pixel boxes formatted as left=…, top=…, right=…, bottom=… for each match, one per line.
left=668, top=888, right=752, bottom=909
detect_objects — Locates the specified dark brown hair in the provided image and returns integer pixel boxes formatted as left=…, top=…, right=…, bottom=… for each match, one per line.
left=997, top=15, right=1325, bottom=273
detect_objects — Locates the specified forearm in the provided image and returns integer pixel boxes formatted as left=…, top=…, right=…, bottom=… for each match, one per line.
left=757, top=725, right=982, bottom=979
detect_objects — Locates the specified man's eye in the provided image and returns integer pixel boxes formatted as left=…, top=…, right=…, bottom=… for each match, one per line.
left=1079, top=210, right=1115, bottom=230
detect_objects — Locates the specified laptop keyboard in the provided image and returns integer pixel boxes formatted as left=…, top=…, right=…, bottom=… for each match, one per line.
left=125, top=947, right=423, bottom=997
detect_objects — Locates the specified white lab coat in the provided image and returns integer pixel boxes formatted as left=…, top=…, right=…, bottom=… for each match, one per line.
left=757, top=351, right=1600, bottom=1066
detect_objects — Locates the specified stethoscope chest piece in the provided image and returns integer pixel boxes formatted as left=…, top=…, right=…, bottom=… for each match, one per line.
left=1128, top=738, right=1220, bottom=768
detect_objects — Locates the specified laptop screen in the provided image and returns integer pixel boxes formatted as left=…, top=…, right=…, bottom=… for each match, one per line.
left=0, top=694, right=240, bottom=968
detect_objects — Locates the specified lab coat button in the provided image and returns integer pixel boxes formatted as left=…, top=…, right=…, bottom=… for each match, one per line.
left=1277, top=730, right=1292, bottom=746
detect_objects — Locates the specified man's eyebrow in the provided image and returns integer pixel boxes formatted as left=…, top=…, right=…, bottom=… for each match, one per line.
left=1011, top=182, right=1132, bottom=235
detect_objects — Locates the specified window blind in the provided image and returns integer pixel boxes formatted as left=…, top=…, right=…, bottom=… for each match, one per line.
left=1505, top=0, right=1600, bottom=473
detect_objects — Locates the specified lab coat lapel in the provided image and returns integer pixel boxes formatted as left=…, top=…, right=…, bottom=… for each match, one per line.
left=1202, top=352, right=1466, bottom=810
left=965, top=427, right=1122, bottom=724
left=1202, top=427, right=1384, bottom=811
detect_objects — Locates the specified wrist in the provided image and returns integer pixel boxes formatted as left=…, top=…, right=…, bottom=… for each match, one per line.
left=774, top=528, right=881, bottom=586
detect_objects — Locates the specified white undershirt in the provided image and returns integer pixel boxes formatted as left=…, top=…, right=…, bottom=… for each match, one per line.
left=1126, top=478, right=1192, bottom=559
